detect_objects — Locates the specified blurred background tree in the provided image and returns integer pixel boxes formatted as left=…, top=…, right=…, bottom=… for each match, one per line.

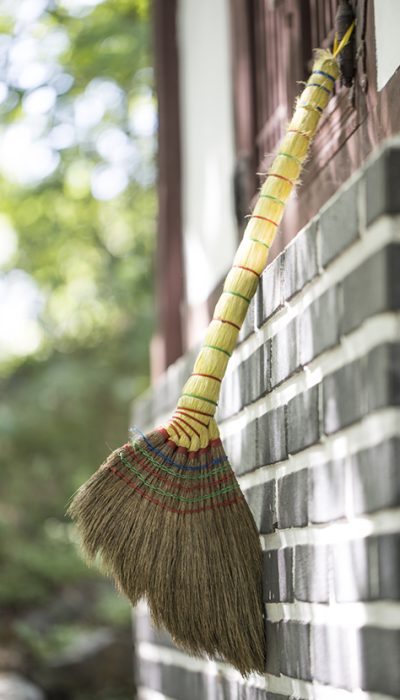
left=0, top=0, right=156, bottom=696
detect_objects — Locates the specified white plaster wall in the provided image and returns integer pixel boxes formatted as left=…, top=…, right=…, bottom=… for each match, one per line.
left=374, top=0, right=400, bottom=91
left=177, top=0, right=237, bottom=308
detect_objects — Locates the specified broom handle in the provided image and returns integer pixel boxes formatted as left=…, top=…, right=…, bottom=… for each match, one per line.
left=172, top=35, right=354, bottom=436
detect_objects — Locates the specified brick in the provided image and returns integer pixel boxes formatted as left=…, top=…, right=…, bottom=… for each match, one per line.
left=270, top=319, right=299, bottom=387
left=280, top=621, right=311, bottom=680
left=242, top=346, right=264, bottom=406
left=256, top=407, right=287, bottom=466
left=323, top=357, right=367, bottom=434
left=310, top=458, right=347, bottom=523
left=265, top=621, right=281, bottom=675
left=217, top=366, right=243, bottom=421
left=377, top=534, right=400, bottom=599
left=294, top=544, right=330, bottom=602
left=225, top=419, right=257, bottom=476
left=366, top=143, right=400, bottom=225
left=319, top=180, right=359, bottom=267
left=220, top=678, right=275, bottom=700
left=257, top=254, right=284, bottom=326
left=351, top=439, right=400, bottom=515
left=138, top=660, right=206, bottom=700
left=245, top=480, right=277, bottom=534
left=366, top=343, right=400, bottom=413
left=287, top=386, right=319, bottom=454
left=263, top=548, right=293, bottom=602
left=298, top=286, right=340, bottom=365
left=341, top=245, right=400, bottom=335
left=262, top=340, right=272, bottom=395
left=238, top=296, right=256, bottom=342
left=361, top=627, right=400, bottom=696
left=332, top=538, right=378, bottom=602
left=311, top=625, right=362, bottom=689
left=277, top=468, right=308, bottom=528
left=284, top=220, right=318, bottom=300
left=323, top=344, right=400, bottom=435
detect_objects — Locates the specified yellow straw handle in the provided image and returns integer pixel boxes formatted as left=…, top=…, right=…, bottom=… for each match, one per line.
left=170, top=37, right=354, bottom=447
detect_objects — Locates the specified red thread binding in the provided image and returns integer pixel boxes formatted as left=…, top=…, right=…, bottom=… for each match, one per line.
left=122, top=445, right=234, bottom=492
left=268, top=172, right=294, bottom=185
left=191, top=372, right=221, bottom=382
left=249, top=214, right=278, bottom=227
left=174, top=409, right=209, bottom=428
left=232, top=264, right=260, bottom=277
left=170, top=418, right=193, bottom=440
left=109, top=465, right=244, bottom=514
left=212, top=317, right=241, bottom=331
left=172, top=416, right=200, bottom=439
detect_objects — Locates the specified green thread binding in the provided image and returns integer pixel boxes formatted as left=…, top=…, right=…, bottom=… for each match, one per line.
left=259, top=193, right=286, bottom=206
left=129, top=444, right=230, bottom=479
left=247, top=237, right=270, bottom=249
left=119, top=452, right=239, bottom=502
left=223, top=290, right=251, bottom=304
left=203, top=345, right=232, bottom=357
left=181, top=392, right=219, bottom=406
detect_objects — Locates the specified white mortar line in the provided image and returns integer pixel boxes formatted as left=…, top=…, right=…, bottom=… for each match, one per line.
left=219, top=312, right=400, bottom=437
left=266, top=601, right=400, bottom=629
left=136, top=643, right=399, bottom=700
left=260, top=507, right=400, bottom=550
left=238, top=407, right=400, bottom=490
left=137, top=642, right=223, bottom=675
left=226, top=214, right=400, bottom=373
left=265, top=675, right=398, bottom=700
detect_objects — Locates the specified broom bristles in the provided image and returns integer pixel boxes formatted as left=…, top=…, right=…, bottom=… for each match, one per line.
left=68, top=429, right=265, bottom=676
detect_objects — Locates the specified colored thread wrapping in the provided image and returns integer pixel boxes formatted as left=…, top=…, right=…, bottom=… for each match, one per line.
left=312, top=69, right=336, bottom=82
left=277, top=151, right=303, bottom=165
left=247, top=237, right=270, bottom=249
left=118, top=452, right=239, bottom=503
left=174, top=410, right=209, bottom=427
left=248, top=214, right=279, bottom=227
left=191, top=372, right=221, bottom=382
left=213, top=317, right=241, bottom=331
left=181, top=392, right=219, bottom=406
left=232, top=265, right=260, bottom=277
left=223, top=290, right=251, bottom=304
left=109, top=466, right=244, bottom=515
left=123, top=444, right=230, bottom=481
left=259, top=193, right=286, bottom=206
left=172, top=417, right=199, bottom=439
left=299, top=103, right=323, bottom=113
left=203, top=343, right=232, bottom=356
left=306, top=82, right=332, bottom=95
left=130, top=427, right=226, bottom=467
left=267, top=172, right=295, bottom=185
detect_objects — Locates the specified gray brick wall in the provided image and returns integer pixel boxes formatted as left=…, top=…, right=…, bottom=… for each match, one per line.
left=133, top=140, right=400, bottom=700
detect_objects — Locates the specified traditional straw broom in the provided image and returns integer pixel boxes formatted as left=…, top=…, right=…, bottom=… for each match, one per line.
left=68, top=27, right=354, bottom=676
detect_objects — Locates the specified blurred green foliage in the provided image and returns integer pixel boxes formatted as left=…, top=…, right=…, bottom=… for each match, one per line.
left=0, top=0, right=156, bottom=629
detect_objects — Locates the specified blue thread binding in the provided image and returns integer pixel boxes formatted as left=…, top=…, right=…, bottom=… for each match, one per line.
left=312, top=69, right=335, bottom=83
left=129, top=426, right=228, bottom=470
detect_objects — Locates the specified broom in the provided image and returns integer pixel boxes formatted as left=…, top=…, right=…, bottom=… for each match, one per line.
left=68, top=27, right=354, bottom=676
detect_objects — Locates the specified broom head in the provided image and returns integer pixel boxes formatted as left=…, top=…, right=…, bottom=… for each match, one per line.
left=67, top=423, right=265, bottom=676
